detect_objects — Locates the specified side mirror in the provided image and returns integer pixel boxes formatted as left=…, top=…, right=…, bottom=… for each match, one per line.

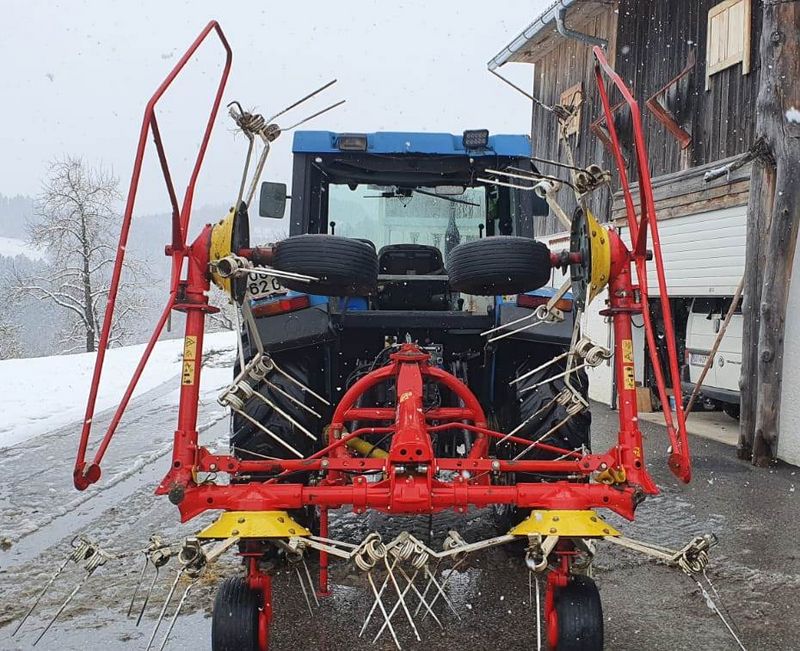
left=259, top=181, right=287, bottom=219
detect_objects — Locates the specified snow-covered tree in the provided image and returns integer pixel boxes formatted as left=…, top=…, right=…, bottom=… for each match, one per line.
left=0, top=314, right=22, bottom=359
left=11, top=157, right=144, bottom=353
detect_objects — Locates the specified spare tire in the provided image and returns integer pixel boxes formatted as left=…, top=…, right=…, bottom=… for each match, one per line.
left=273, top=234, right=378, bottom=296
left=447, top=236, right=551, bottom=295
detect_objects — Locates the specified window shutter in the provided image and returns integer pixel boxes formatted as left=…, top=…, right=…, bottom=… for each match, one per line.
left=706, top=0, right=751, bottom=90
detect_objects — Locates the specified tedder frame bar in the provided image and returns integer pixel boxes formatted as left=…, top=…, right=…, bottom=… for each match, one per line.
left=74, top=21, right=232, bottom=490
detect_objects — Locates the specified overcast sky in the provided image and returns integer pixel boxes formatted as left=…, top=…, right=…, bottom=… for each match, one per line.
left=3, top=1, right=548, bottom=215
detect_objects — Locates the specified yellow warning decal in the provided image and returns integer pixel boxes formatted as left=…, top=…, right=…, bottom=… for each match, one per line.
left=183, top=335, right=197, bottom=361
left=182, top=361, right=196, bottom=385
left=623, top=365, right=635, bottom=390
left=622, top=339, right=634, bottom=363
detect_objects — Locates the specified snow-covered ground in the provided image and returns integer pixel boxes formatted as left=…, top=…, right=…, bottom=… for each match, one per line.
left=0, top=236, right=44, bottom=261
left=0, top=331, right=236, bottom=449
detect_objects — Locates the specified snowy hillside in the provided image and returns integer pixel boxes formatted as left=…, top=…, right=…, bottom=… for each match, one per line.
left=0, top=235, right=44, bottom=261
left=0, top=330, right=236, bottom=449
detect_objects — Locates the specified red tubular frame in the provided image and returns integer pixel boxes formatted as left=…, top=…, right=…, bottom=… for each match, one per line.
left=593, top=47, right=691, bottom=482
left=74, top=31, right=691, bottom=547
left=73, top=21, right=232, bottom=490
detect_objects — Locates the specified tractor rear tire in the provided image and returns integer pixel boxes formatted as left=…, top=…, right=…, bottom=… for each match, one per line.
left=230, top=354, right=320, bottom=461
left=447, top=236, right=551, bottom=295
left=212, top=577, right=260, bottom=651
left=555, top=575, right=604, bottom=651
left=511, top=358, right=592, bottom=457
left=273, top=234, right=378, bottom=296
left=492, top=356, right=591, bottom=533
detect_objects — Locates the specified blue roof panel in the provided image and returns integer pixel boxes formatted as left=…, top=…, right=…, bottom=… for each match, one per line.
left=292, top=131, right=532, bottom=158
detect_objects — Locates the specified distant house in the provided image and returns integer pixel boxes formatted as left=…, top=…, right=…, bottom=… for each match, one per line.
left=489, top=0, right=800, bottom=464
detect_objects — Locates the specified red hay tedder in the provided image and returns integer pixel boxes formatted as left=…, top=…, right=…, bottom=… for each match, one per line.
left=61, top=20, right=724, bottom=651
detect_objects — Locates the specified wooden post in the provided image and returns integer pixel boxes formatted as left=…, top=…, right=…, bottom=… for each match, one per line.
left=744, top=2, right=800, bottom=465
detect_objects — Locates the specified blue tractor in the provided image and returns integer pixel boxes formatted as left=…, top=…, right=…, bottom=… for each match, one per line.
left=233, top=129, right=590, bottom=524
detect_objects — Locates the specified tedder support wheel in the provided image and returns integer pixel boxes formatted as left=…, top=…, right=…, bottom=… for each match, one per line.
left=447, top=236, right=551, bottom=295
left=212, top=577, right=260, bottom=651
left=272, top=234, right=378, bottom=296
left=554, top=575, right=604, bottom=651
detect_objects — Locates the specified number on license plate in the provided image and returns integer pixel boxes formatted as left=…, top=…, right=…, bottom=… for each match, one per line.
left=246, top=273, right=287, bottom=300
left=689, top=353, right=709, bottom=366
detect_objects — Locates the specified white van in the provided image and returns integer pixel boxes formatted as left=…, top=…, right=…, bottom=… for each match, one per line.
left=682, top=296, right=742, bottom=419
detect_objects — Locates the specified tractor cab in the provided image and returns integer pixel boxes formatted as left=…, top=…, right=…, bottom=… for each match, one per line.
left=258, top=130, right=546, bottom=307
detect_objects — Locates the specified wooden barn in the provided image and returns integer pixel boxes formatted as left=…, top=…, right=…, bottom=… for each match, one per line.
left=489, top=0, right=800, bottom=465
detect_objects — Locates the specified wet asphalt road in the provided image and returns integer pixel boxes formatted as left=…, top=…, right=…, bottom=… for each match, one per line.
left=1, top=394, right=799, bottom=651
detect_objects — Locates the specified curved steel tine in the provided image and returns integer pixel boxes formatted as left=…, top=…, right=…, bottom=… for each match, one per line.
left=295, top=565, right=314, bottom=615
left=365, top=571, right=401, bottom=650
left=12, top=556, right=71, bottom=636
left=422, top=558, right=464, bottom=620
left=359, top=567, right=393, bottom=637
left=252, top=389, right=317, bottom=440
left=302, top=559, right=320, bottom=607
left=396, top=565, right=442, bottom=629
left=136, top=565, right=161, bottom=626
left=128, top=554, right=150, bottom=617
left=266, top=79, right=337, bottom=124
left=228, top=406, right=304, bottom=457
left=488, top=317, right=546, bottom=343
left=519, top=361, right=591, bottom=394
left=265, top=379, right=322, bottom=418
left=271, top=360, right=331, bottom=406
left=510, top=351, right=571, bottom=386
left=498, top=394, right=560, bottom=444
left=481, top=311, right=538, bottom=337
left=146, top=569, right=183, bottom=651
left=375, top=557, right=421, bottom=643
left=33, top=568, right=95, bottom=646
left=156, top=578, right=199, bottom=651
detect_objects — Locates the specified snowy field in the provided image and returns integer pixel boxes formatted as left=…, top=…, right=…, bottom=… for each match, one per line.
left=0, top=331, right=236, bottom=449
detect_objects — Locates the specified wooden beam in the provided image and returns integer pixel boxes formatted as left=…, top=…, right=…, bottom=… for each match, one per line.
left=746, top=2, right=800, bottom=465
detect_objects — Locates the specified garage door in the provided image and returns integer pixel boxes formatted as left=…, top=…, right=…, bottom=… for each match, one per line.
left=621, top=205, right=746, bottom=297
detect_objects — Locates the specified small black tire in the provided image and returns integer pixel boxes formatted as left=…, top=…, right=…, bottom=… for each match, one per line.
left=722, top=402, right=740, bottom=420
left=273, top=234, right=378, bottom=296
left=447, top=236, right=551, bottom=295
left=212, top=577, right=260, bottom=651
left=555, top=575, right=604, bottom=651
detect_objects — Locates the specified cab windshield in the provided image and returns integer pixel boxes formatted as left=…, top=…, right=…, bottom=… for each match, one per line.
left=327, top=184, right=490, bottom=260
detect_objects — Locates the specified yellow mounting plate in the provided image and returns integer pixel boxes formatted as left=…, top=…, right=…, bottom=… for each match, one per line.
left=197, top=511, right=310, bottom=540
left=208, top=207, right=235, bottom=295
left=509, top=509, right=620, bottom=538
left=586, top=210, right=611, bottom=305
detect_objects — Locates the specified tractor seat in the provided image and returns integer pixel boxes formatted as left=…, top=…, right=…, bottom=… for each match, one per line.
left=376, top=244, right=451, bottom=310
left=377, top=244, right=445, bottom=276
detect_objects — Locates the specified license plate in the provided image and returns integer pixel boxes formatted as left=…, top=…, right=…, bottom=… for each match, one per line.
left=246, top=273, right=288, bottom=300
left=689, top=352, right=709, bottom=366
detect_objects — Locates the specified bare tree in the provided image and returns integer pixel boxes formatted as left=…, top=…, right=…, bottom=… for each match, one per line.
left=207, top=285, right=237, bottom=332
left=11, top=157, right=143, bottom=353
left=0, top=315, right=22, bottom=359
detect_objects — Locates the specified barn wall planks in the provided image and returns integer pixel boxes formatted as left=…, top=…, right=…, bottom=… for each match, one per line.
left=522, top=0, right=760, bottom=237
left=527, top=6, right=619, bottom=236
